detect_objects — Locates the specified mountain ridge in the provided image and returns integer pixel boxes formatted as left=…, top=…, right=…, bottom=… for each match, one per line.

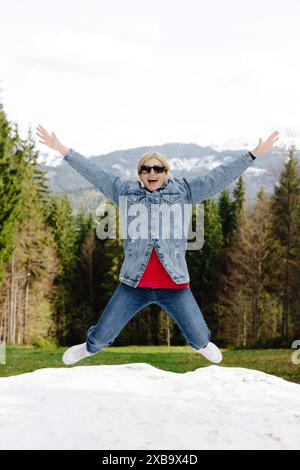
left=38, top=142, right=299, bottom=213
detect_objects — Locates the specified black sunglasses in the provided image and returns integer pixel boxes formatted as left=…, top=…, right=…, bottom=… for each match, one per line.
left=140, top=165, right=166, bottom=174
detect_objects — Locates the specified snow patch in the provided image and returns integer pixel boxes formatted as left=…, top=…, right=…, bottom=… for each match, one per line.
left=245, top=167, right=267, bottom=175
left=0, top=363, right=299, bottom=450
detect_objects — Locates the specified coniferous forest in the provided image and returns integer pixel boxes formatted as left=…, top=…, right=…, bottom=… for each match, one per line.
left=0, top=102, right=299, bottom=349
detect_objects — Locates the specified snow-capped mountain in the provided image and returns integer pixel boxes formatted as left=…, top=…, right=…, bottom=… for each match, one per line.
left=39, top=142, right=299, bottom=213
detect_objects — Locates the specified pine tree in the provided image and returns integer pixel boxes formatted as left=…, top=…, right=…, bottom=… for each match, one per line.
left=269, top=146, right=300, bottom=338
left=213, top=176, right=251, bottom=346
left=218, top=188, right=236, bottom=246
left=247, top=188, right=281, bottom=345
left=0, top=107, right=25, bottom=283
left=0, top=120, right=61, bottom=344
left=187, top=200, right=223, bottom=309
left=46, top=194, right=80, bottom=344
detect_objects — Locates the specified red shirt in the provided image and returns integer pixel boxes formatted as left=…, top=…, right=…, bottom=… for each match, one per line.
left=136, top=247, right=189, bottom=288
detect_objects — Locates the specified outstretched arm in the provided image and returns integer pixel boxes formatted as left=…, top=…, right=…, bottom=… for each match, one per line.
left=182, top=131, right=280, bottom=205
left=36, top=124, right=126, bottom=206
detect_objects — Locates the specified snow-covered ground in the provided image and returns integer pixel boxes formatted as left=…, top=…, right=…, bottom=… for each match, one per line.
left=0, top=363, right=299, bottom=450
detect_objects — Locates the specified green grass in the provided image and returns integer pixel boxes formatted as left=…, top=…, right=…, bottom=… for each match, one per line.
left=0, top=345, right=299, bottom=384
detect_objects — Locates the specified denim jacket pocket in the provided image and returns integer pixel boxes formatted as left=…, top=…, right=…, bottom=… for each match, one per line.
left=161, top=192, right=181, bottom=203
left=126, top=190, right=144, bottom=203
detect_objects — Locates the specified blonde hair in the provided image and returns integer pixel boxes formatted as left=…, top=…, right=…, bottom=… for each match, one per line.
left=137, top=151, right=170, bottom=175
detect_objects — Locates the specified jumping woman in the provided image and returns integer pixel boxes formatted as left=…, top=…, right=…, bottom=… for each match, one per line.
left=36, top=125, right=279, bottom=365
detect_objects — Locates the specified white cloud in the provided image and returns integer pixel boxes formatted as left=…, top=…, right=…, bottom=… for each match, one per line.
left=103, top=17, right=162, bottom=45
left=15, top=30, right=157, bottom=76
left=0, top=0, right=299, bottom=158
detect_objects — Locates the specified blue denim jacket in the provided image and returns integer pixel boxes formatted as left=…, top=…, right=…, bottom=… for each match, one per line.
left=63, top=148, right=256, bottom=287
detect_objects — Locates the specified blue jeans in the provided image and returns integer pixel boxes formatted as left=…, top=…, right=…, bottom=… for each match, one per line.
left=86, top=283, right=211, bottom=353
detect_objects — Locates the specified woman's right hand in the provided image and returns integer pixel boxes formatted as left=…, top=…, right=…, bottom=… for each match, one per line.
left=36, top=124, right=69, bottom=156
left=36, top=124, right=61, bottom=150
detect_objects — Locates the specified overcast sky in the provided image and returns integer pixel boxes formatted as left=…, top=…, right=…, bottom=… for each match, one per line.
left=0, top=0, right=299, bottom=163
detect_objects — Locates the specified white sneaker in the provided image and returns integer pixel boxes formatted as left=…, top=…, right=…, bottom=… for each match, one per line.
left=193, top=341, right=223, bottom=364
left=62, top=342, right=96, bottom=365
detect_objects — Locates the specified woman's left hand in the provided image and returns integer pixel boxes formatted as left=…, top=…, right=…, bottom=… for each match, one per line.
left=250, top=131, right=280, bottom=158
